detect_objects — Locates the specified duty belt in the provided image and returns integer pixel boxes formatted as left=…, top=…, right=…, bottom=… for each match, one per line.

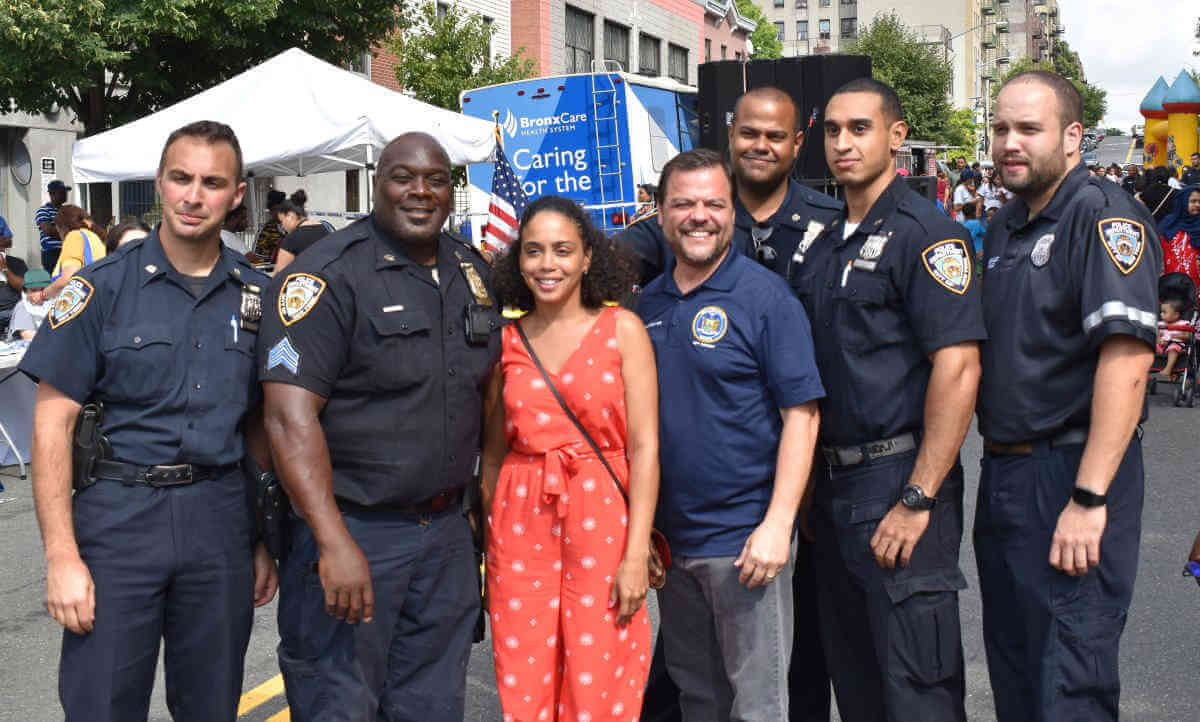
left=92, top=460, right=240, bottom=487
left=336, top=488, right=464, bottom=515
left=822, top=432, right=918, bottom=467
left=983, top=428, right=1088, bottom=456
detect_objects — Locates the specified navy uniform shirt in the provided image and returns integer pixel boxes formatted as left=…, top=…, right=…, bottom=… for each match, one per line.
left=256, top=217, right=501, bottom=507
left=732, top=178, right=843, bottom=278
left=795, top=175, right=987, bottom=448
left=978, top=163, right=1161, bottom=443
left=19, top=231, right=269, bottom=466
left=638, top=248, right=825, bottom=557
left=615, top=179, right=843, bottom=286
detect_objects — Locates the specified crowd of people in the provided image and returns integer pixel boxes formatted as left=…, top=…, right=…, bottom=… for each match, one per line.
left=9, top=65, right=1199, bottom=722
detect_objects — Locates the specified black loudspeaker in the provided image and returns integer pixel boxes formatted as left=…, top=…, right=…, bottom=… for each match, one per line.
left=795, top=54, right=872, bottom=181
left=697, top=60, right=746, bottom=157
left=696, top=55, right=871, bottom=181
left=904, top=175, right=938, bottom=204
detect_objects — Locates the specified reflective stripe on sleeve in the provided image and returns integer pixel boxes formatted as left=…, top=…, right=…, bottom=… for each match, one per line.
left=1081, top=301, right=1157, bottom=334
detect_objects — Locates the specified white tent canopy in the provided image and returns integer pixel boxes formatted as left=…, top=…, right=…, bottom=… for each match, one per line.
left=72, top=47, right=497, bottom=185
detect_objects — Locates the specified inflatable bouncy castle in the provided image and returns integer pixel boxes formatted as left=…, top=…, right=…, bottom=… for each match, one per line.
left=1141, top=71, right=1200, bottom=172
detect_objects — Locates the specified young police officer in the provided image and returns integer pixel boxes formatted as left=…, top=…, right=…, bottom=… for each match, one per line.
left=798, top=79, right=984, bottom=722
left=976, top=71, right=1159, bottom=722
left=23, top=121, right=277, bottom=721
left=258, top=133, right=500, bottom=721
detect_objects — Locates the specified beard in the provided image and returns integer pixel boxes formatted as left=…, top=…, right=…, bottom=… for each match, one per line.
left=734, top=154, right=793, bottom=197
left=997, top=150, right=1067, bottom=199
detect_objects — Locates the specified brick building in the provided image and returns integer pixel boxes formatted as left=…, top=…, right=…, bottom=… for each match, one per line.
left=702, top=0, right=756, bottom=63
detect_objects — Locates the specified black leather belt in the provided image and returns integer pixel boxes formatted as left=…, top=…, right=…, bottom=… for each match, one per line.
left=92, top=459, right=240, bottom=487
left=822, top=432, right=919, bottom=467
left=337, top=488, right=464, bottom=515
left=983, top=428, right=1088, bottom=456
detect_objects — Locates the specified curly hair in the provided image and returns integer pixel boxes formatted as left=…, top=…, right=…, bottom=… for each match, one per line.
left=491, top=195, right=637, bottom=312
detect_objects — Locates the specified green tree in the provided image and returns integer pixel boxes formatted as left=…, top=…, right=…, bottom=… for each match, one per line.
left=736, top=0, right=782, bottom=60
left=393, top=2, right=534, bottom=114
left=844, top=13, right=954, bottom=142
left=941, top=107, right=978, bottom=152
left=1105, top=127, right=1124, bottom=136
left=0, top=0, right=406, bottom=136
left=992, top=47, right=1107, bottom=128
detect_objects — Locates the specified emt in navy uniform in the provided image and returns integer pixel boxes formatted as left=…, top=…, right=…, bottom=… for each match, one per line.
left=22, top=121, right=278, bottom=722
left=615, top=91, right=841, bottom=293
left=798, top=79, right=985, bottom=722
left=975, top=71, right=1160, bottom=722
left=258, top=132, right=501, bottom=722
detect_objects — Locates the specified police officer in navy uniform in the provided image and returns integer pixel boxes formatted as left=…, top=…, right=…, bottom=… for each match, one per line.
left=616, top=90, right=841, bottom=292
left=976, top=71, right=1159, bottom=722
left=22, top=121, right=277, bottom=722
left=799, top=79, right=984, bottom=722
left=258, top=132, right=500, bottom=721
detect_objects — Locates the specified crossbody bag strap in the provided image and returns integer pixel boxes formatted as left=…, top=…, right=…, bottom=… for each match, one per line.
left=515, top=321, right=631, bottom=508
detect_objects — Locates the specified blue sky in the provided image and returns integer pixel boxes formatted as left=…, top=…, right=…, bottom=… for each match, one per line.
left=1058, top=0, right=1198, bottom=130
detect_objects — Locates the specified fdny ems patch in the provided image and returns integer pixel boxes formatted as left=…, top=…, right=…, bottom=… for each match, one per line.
left=692, top=306, right=728, bottom=345
left=1098, top=218, right=1145, bottom=275
left=48, top=277, right=94, bottom=329
left=278, top=273, right=327, bottom=326
left=922, top=240, right=972, bottom=295
left=266, top=337, right=301, bottom=375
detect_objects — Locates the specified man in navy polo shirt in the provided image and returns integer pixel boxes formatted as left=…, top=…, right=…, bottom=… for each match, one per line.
left=638, top=148, right=824, bottom=721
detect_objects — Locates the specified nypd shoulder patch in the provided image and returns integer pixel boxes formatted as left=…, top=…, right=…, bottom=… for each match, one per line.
left=266, top=337, right=301, bottom=375
left=48, top=277, right=94, bottom=329
left=278, top=273, right=327, bottom=326
left=922, top=239, right=972, bottom=295
left=1098, top=217, right=1145, bottom=275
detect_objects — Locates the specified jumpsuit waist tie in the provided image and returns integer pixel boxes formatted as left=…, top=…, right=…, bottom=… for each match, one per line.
left=536, top=441, right=627, bottom=519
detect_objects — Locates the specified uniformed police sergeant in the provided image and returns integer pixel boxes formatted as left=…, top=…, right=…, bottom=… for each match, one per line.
left=258, top=133, right=500, bottom=721
left=798, top=79, right=984, bottom=721
left=615, top=90, right=841, bottom=292
left=976, top=71, right=1159, bottom=722
left=22, top=121, right=277, bottom=722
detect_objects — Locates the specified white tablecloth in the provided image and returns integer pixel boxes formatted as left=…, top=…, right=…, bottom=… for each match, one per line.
left=0, top=349, right=33, bottom=467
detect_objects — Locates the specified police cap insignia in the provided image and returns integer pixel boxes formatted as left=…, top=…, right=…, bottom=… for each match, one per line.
left=922, top=239, right=972, bottom=295
left=278, top=273, right=327, bottom=326
left=691, top=305, right=728, bottom=345
left=1098, top=218, right=1145, bottom=275
left=48, top=277, right=94, bottom=329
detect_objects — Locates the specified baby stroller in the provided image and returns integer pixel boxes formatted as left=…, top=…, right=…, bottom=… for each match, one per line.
left=1149, top=272, right=1199, bottom=407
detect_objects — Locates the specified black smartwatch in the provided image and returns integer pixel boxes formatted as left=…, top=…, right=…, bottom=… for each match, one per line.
left=900, top=484, right=936, bottom=511
left=1071, top=487, right=1107, bottom=508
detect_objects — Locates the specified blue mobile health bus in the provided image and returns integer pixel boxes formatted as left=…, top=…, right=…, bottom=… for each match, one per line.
left=460, top=66, right=698, bottom=238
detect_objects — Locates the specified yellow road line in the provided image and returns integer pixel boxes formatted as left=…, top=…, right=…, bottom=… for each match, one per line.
left=1125, top=136, right=1136, bottom=164
left=237, top=674, right=285, bottom=716
left=266, top=709, right=291, bottom=722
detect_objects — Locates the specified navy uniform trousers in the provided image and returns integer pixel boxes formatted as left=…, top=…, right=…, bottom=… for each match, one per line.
left=61, top=470, right=255, bottom=722
left=277, top=504, right=478, bottom=722
left=812, top=451, right=967, bottom=722
left=975, top=438, right=1144, bottom=722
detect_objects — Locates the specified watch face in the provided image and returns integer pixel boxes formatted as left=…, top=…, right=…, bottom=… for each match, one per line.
left=902, top=487, right=921, bottom=507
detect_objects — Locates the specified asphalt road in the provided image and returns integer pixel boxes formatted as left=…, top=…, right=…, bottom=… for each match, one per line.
left=1092, top=133, right=1139, bottom=169
left=3, top=389, right=1199, bottom=721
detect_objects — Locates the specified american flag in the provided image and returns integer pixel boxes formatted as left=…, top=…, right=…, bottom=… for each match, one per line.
left=481, top=143, right=529, bottom=255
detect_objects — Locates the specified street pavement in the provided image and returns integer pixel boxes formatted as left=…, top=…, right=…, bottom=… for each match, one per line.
left=1095, top=133, right=1139, bottom=169
left=3, top=387, right=1199, bottom=721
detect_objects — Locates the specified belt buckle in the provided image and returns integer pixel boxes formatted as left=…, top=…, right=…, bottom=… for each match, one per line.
left=148, top=464, right=193, bottom=487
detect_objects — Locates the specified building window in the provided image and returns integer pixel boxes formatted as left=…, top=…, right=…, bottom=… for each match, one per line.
left=436, top=2, right=449, bottom=18
left=345, top=170, right=360, bottom=212
left=840, top=0, right=855, bottom=5
left=735, top=50, right=744, bottom=61
left=774, top=0, right=784, bottom=6
left=565, top=6, right=594, bottom=74
left=775, top=21, right=785, bottom=41
left=819, top=19, right=831, bottom=39
left=705, top=38, right=711, bottom=62
left=840, top=17, right=856, bottom=38
left=797, top=20, right=808, bottom=40
left=796, top=0, right=807, bottom=8
left=819, top=0, right=831, bottom=6
left=721, top=44, right=727, bottom=59
left=639, top=33, right=661, bottom=76
left=604, top=21, right=629, bottom=71
left=482, top=15, right=494, bottom=59
left=668, top=44, right=688, bottom=84
left=346, top=52, right=370, bottom=77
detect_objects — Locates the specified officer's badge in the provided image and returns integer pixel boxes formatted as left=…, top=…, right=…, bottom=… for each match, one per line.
left=48, top=277, right=94, bottom=329
left=1098, top=218, right=1145, bottom=275
left=460, top=262, right=493, bottom=306
left=1030, top=233, right=1055, bottom=268
left=278, top=273, right=327, bottom=326
left=922, top=240, right=972, bottom=295
left=691, top=306, right=728, bottom=345
left=266, top=336, right=300, bottom=375
left=859, top=232, right=891, bottom=261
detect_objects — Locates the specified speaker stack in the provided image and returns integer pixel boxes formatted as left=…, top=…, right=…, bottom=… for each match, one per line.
left=697, top=55, right=872, bottom=183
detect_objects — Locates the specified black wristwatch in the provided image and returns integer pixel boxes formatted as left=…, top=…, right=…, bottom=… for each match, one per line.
left=900, top=484, right=936, bottom=511
left=1071, top=487, right=1108, bottom=508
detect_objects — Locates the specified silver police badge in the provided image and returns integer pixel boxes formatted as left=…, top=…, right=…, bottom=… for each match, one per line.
left=1030, top=233, right=1055, bottom=267
left=859, top=232, right=891, bottom=260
